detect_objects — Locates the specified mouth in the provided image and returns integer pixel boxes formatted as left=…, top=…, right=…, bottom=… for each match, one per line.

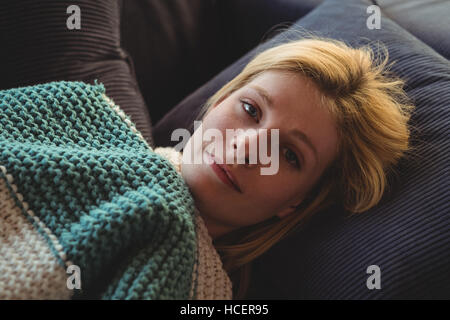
left=206, top=152, right=242, bottom=193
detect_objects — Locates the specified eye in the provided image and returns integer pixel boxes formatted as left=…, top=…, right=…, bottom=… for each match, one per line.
left=241, top=101, right=259, bottom=122
left=283, top=148, right=301, bottom=169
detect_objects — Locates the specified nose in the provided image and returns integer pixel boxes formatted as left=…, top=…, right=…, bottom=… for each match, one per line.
left=232, top=141, right=256, bottom=168
left=231, top=129, right=267, bottom=168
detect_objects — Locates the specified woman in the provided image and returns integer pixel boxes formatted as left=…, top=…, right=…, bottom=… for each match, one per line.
left=0, top=37, right=414, bottom=300
left=156, top=37, right=414, bottom=298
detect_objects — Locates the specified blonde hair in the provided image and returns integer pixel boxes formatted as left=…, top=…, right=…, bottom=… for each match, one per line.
left=194, top=36, right=415, bottom=298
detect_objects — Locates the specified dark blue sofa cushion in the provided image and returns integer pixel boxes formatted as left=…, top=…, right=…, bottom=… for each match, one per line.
left=377, top=0, right=450, bottom=60
left=0, top=0, right=153, bottom=146
left=154, top=0, right=450, bottom=299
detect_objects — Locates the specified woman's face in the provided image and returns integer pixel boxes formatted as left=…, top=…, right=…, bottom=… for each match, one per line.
left=181, top=70, right=339, bottom=239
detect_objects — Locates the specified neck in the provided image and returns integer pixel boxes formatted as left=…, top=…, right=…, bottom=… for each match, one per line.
left=197, top=211, right=235, bottom=241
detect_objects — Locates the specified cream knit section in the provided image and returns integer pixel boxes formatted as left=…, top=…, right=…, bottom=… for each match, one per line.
left=154, top=147, right=233, bottom=299
left=0, top=167, right=72, bottom=300
left=190, top=207, right=233, bottom=299
left=154, top=147, right=183, bottom=173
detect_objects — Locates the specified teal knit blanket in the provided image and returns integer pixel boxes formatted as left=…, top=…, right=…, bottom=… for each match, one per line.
left=0, top=81, right=197, bottom=299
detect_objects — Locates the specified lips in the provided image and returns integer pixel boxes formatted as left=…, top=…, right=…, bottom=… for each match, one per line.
left=206, top=153, right=242, bottom=193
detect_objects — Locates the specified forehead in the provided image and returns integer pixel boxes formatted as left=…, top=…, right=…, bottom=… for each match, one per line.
left=245, top=70, right=321, bottom=105
left=242, top=70, right=338, bottom=170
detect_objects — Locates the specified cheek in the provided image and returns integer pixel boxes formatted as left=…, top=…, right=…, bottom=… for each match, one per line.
left=204, top=101, right=245, bottom=130
left=256, top=173, right=303, bottom=204
left=181, top=161, right=217, bottom=210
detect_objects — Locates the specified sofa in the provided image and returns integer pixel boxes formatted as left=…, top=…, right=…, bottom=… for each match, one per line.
left=1, top=0, right=449, bottom=299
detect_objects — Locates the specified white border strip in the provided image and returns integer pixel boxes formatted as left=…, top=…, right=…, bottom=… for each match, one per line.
left=0, top=165, right=73, bottom=268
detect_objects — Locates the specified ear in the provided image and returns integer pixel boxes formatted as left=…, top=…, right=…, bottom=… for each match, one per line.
left=276, top=199, right=303, bottom=219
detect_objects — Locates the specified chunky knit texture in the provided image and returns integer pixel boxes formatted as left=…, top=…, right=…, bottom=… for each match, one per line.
left=154, top=147, right=233, bottom=299
left=0, top=81, right=197, bottom=299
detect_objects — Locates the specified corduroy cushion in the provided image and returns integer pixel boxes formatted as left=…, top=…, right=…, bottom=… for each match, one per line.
left=153, top=0, right=450, bottom=298
left=0, top=0, right=153, bottom=146
left=376, top=0, right=450, bottom=60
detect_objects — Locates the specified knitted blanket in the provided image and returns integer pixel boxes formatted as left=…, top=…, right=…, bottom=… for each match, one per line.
left=0, top=81, right=198, bottom=299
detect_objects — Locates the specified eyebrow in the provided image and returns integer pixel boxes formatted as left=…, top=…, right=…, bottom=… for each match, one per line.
left=249, top=85, right=274, bottom=108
